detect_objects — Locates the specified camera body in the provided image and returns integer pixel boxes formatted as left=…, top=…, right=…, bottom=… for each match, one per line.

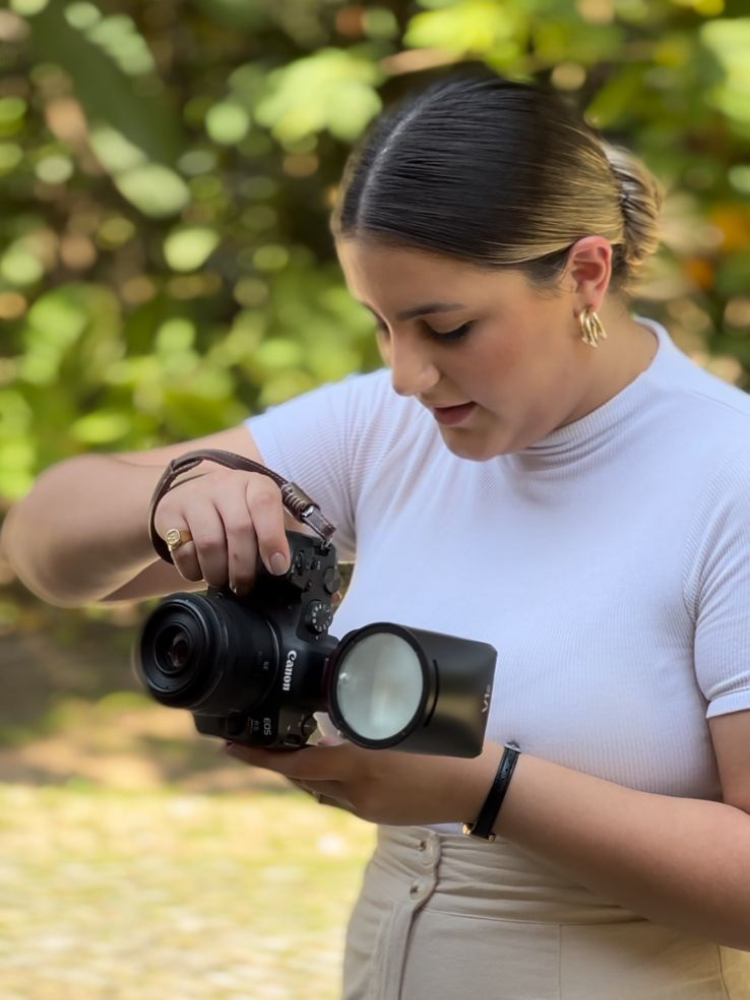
left=137, top=531, right=341, bottom=749
left=136, top=530, right=497, bottom=758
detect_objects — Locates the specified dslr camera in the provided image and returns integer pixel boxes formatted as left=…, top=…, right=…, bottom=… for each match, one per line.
left=135, top=531, right=496, bottom=757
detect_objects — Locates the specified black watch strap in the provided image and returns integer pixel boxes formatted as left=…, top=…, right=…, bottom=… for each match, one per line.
left=463, top=744, right=520, bottom=841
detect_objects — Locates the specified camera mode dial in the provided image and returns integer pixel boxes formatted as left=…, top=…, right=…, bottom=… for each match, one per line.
left=305, top=600, right=332, bottom=634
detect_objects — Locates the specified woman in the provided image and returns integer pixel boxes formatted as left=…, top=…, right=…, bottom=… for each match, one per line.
left=3, top=74, right=750, bottom=999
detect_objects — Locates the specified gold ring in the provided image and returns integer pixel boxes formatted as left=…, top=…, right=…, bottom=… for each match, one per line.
left=165, top=527, right=193, bottom=553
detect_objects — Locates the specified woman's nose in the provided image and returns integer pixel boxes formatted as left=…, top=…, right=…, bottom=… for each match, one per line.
left=388, top=340, right=440, bottom=397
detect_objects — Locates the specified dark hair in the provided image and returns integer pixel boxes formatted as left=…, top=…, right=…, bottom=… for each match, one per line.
left=330, top=74, right=662, bottom=293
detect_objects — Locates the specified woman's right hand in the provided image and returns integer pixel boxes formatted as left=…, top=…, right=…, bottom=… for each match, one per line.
left=152, top=467, right=292, bottom=596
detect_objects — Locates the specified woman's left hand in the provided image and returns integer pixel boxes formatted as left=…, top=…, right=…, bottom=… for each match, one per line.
left=225, top=738, right=503, bottom=826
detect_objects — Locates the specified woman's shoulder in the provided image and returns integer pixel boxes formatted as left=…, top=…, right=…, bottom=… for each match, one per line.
left=649, top=320, right=750, bottom=422
left=245, top=366, right=435, bottom=467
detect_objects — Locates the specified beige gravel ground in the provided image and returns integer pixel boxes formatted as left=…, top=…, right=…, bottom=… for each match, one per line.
left=0, top=784, right=375, bottom=1000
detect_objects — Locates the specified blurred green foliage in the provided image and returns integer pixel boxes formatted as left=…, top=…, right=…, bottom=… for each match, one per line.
left=0, top=0, right=749, bottom=507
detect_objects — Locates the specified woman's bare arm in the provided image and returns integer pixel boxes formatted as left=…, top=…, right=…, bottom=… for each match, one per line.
left=226, top=710, right=750, bottom=950
left=485, top=710, right=750, bottom=949
left=0, top=425, right=288, bottom=606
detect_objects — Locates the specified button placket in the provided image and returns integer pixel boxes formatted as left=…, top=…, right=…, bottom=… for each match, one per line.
left=408, top=833, right=440, bottom=905
left=372, top=833, right=443, bottom=1000
left=409, top=879, right=426, bottom=901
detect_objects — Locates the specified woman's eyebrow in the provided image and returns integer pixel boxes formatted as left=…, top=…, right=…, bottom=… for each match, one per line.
left=358, top=301, right=467, bottom=321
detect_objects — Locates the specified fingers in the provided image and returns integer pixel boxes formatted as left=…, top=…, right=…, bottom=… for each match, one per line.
left=160, top=500, right=228, bottom=587
left=154, top=470, right=291, bottom=592
left=156, top=519, right=202, bottom=583
left=168, top=533, right=201, bottom=583
left=214, top=491, right=264, bottom=595
left=244, top=482, right=290, bottom=577
left=225, top=742, right=353, bottom=782
left=228, top=745, right=361, bottom=816
left=185, top=500, right=229, bottom=588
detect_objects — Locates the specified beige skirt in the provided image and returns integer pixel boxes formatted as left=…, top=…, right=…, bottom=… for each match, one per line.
left=342, top=825, right=750, bottom=1000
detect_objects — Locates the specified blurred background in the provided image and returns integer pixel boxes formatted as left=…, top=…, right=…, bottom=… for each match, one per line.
left=0, top=0, right=749, bottom=997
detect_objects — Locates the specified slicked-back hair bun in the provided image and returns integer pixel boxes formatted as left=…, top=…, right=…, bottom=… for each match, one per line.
left=602, top=142, right=663, bottom=272
left=331, top=74, right=663, bottom=293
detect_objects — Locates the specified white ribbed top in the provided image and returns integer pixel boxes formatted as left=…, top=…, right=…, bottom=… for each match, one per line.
left=248, top=319, right=750, bottom=831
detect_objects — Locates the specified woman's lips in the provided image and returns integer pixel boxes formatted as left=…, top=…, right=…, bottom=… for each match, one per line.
left=432, top=402, right=477, bottom=426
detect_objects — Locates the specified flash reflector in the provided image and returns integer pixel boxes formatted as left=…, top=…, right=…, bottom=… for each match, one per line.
left=330, top=627, right=428, bottom=742
left=327, top=622, right=495, bottom=756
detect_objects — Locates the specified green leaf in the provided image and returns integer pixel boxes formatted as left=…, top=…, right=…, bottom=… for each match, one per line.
left=716, top=252, right=750, bottom=298
left=0, top=244, right=44, bottom=286
left=114, top=165, right=191, bottom=218
left=27, top=0, right=182, bottom=165
left=534, top=19, right=626, bottom=67
left=0, top=390, right=33, bottom=438
left=205, top=102, right=251, bottom=145
left=255, top=49, right=383, bottom=143
left=163, top=228, right=221, bottom=272
left=0, top=439, right=36, bottom=500
left=25, top=288, right=89, bottom=344
left=585, top=66, right=647, bottom=129
left=189, top=0, right=270, bottom=30
left=155, top=318, right=197, bottom=355
left=253, top=338, right=306, bottom=373
left=89, top=125, right=147, bottom=174
left=405, top=0, right=527, bottom=55
left=0, top=97, right=27, bottom=138
left=700, top=19, right=750, bottom=124
left=70, top=410, right=132, bottom=445
left=0, top=142, right=23, bottom=174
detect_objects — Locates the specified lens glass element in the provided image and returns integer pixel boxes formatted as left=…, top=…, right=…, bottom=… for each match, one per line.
left=334, top=632, right=424, bottom=741
left=155, top=625, right=193, bottom=675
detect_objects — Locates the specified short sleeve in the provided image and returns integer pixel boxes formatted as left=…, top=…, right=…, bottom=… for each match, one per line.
left=684, top=445, right=750, bottom=719
left=245, top=370, right=392, bottom=562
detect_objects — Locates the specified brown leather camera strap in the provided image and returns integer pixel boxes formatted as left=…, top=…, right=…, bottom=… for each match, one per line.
left=148, top=448, right=336, bottom=563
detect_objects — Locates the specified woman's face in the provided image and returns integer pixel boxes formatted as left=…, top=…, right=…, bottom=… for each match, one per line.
left=337, top=239, right=602, bottom=461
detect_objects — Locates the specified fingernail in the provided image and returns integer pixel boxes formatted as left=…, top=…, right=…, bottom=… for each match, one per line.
left=270, top=552, right=288, bottom=575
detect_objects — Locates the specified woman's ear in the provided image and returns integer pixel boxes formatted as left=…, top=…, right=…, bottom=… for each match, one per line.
left=565, top=236, right=613, bottom=313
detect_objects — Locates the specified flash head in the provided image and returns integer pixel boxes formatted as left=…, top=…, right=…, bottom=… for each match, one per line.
left=327, top=623, right=495, bottom=757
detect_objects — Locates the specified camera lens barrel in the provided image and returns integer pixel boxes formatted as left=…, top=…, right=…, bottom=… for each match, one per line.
left=136, top=593, right=278, bottom=715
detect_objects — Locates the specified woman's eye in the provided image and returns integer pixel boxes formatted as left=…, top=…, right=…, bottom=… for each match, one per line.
left=425, top=322, right=473, bottom=343
left=374, top=320, right=474, bottom=343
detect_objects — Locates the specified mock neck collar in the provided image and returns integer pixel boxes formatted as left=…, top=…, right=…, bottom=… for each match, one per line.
left=502, top=318, right=674, bottom=473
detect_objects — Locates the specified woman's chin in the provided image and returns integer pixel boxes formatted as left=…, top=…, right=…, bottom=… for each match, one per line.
left=438, top=424, right=512, bottom=463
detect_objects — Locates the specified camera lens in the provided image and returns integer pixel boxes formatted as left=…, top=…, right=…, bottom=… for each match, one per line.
left=155, top=626, right=193, bottom=675
left=136, top=591, right=280, bottom=715
left=138, top=601, right=211, bottom=706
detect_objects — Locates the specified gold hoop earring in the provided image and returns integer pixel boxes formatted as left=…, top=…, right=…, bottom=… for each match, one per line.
left=579, top=308, right=608, bottom=349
